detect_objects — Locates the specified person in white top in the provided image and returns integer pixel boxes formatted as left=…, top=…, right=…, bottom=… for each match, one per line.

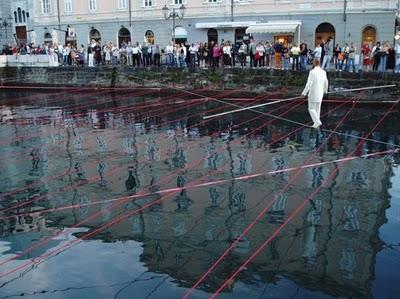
left=313, top=43, right=322, bottom=61
left=395, top=40, right=400, bottom=74
left=302, top=59, right=329, bottom=129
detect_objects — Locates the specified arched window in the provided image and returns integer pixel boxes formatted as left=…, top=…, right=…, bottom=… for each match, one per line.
left=22, top=10, right=26, bottom=23
left=362, top=26, right=376, bottom=46
left=14, top=11, right=17, bottom=23
left=44, top=32, right=52, bottom=44
left=315, top=22, right=335, bottom=46
left=118, top=27, right=131, bottom=47
left=89, top=28, right=101, bottom=42
left=207, top=28, right=218, bottom=46
left=145, top=30, right=154, bottom=44
left=18, top=8, right=22, bottom=23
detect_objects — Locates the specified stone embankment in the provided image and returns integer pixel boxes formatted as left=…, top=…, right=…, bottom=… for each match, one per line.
left=0, top=66, right=399, bottom=103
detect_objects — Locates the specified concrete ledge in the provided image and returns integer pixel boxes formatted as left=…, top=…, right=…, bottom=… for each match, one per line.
left=0, top=55, right=59, bottom=67
left=0, top=66, right=398, bottom=102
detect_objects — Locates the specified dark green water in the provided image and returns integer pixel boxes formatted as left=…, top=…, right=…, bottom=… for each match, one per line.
left=0, top=89, right=399, bottom=299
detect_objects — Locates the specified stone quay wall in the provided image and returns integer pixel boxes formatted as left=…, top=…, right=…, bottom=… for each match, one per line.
left=0, top=67, right=399, bottom=102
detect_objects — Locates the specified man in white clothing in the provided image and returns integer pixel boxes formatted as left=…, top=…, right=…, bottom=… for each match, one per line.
left=313, top=43, right=322, bottom=62
left=302, top=59, right=329, bottom=129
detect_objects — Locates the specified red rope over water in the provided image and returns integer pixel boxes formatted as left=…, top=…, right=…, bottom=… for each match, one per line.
left=1, top=148, right=396, bottom=221
left=209, top=100, right=399, bottom=299
left=182, top=98, right=362, bottom=299
left=0, top=90, right=242, bottom=208
left=0, top=94, right=303, bottom=276
left=0, top=89, right=253, bottom=200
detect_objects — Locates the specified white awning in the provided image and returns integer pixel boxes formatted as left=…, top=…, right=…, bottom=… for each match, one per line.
left=195, top=21, right=258, bottom=29
left=174, top=27, right=187, bottom=38
left=246, top=21, right=301, bottom=34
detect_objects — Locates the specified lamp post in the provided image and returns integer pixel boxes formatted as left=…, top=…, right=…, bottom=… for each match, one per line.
left=0, top=15, right=13, bottom=39
left=162, top=4, right=186, bottom=46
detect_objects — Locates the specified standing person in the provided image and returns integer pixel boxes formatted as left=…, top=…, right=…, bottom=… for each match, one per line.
left=88, top=43, right=94, bottom=67
left=222, top=42, right=232, bottom=67
left=208, top=41, right=214, bottom=67
left=248, top=39, right=256, bottom=68
left=378, top=42, right=389, bottom=72
left=112, top=44, right=119, bottom=65
left=238, top=41, right=247, bottom=67
left=198, top=43, right=206, bottom=68
left=153, top=44, right=161, bottom=67
left=132, top=42, right=141, bottom=67
left=372, top=41, right=381, bottom=71
left=300, top=41, right=308, bottom=71
left=290, top=43, right=300, bottom=70
left=104, top=43, right=111, bottom=65
left=301, top=59, right=329, bottom=129
left=166, top=41, right=174, bottom=66
left=333, top=44, right=341, bottom=70
left=320, top=39, right=325, bottom=66
left=274, top=42, right=283, bottom=69
left=386, top=43, right=395, bottom=72
left=126, top=42, right=133, bottom=66
left=93, top=42, right=102, bottom=66
left=322, top=38, right=332, bottom=70
left=265, top=41, right=273, bottom=68
left=231, top=42, right=237, bottom=67
left=361, top=42, right=372, bottom=72
left=395, top=40, right=400, bottom=74
left=189, top=43, right=198, bottom=68
left=313, top=43, right=322, bottom=62
left=346, top=42, right=356, bottom=72
left=282, top=43, right=290, bottom=70
left=212, top=43, right=221, bottom=68
left=255, top=42, right=265, bottom=68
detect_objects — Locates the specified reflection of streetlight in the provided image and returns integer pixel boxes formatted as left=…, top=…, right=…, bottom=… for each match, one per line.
left=0, top=15, right=13, bottom=39
left=162, top=4, right=186, bottom=45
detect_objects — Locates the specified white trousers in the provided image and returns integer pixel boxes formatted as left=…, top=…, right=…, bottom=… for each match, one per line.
left=308, top=101, right=322, bottom=126
left=88, top=54, right=94, bottom=67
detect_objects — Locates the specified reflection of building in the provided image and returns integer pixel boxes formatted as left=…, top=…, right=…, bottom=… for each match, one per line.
left=29, top=0, right=397, bottom=47
left=0, top=98, right=397, bottom=298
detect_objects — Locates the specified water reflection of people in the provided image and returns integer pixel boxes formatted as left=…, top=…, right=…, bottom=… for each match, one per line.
left=175, top=189, right=192, bottom=211
left=125, top=167, right=137, bottom=191
left=29, top=148, right=40, bottom=176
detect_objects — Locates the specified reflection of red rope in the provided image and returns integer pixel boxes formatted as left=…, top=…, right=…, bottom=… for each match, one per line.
left=0, top=91, right=204, bottom=199
left=0, top=89, right=243, bottom=209
left=0, top=88, right=184, bottom=127
left=0, top=94, right=303, bottom=278
left=2, top=148, right=396, bottom=221
left=209, top=100, right=398, bottom=298
left=183, top=99, right=359, bottom=299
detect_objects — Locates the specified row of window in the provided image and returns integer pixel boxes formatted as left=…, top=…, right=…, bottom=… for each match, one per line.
left=41, top=0, right=251, bottom=14
left=14, top=8, right=29, bottom=24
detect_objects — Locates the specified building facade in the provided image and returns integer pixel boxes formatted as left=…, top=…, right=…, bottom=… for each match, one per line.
left=0, top=0, right=14, bottom=44
left=27, top=0, right=399, bottom=48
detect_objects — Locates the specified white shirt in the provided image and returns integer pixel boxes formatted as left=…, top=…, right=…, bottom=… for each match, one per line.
left=189, top=45, right=198, bottom=54
left=313, top=46, right=322, bottom=58
left=166, top=45, right=174, bottom=54
left=302, top=66, right=329, bottom=103
left=132, top=46, right=141, bottom=54
left=223, top=46, right=231, bottom=55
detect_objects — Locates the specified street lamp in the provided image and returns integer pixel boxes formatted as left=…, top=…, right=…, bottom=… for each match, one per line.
left=162, top=4, right=186, bottom=45
left=0, top=15, right=13, bottom=39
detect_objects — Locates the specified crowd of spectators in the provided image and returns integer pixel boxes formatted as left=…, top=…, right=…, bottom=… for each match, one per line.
left=1, top=38, right=400, bottom=73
